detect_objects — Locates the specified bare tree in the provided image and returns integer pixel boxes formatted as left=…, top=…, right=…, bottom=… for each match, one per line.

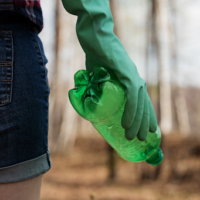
left=155, top=0, right=173, bottom=135
left=49, top=0, right=79, bottom=153
left=175, top=89, right=191, bottom=135
left=169, top=1, right=191, bottom=136
left=105, top=0, right=117, bottom=181
left=48, top=0, right=62, bottom=151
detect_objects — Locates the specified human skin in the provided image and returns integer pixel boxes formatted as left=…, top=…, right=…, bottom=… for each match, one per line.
left=0, top=175, right=43, bottom=200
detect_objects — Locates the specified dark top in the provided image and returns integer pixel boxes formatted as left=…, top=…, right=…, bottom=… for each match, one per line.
left=0, top=0, right=43, bottom=32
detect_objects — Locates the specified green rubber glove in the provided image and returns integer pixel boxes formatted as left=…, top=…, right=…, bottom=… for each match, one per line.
left=61, top=0, right=158, bottom=141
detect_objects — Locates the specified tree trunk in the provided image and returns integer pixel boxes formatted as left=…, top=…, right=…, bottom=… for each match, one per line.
left=155, top=0, right=173, bottom=135
left=49, top=0, right=62, bottom=151
left=169, top=1, right=191, bottom=136
left=175, top=89, right=191, bottom=135
left=105, top=0, right=117, bottom=181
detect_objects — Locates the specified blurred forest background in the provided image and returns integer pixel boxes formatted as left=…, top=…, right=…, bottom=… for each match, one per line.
left=39, top=0, right=200, bottom=200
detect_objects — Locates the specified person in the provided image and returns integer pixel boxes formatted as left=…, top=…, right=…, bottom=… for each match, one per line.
left=0, top=1, right=51, bottom=199
left=0, top=0, right=157, bottom=199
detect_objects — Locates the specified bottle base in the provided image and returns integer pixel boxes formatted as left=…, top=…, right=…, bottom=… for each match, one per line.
left=145, top=148, right=163, bottom=166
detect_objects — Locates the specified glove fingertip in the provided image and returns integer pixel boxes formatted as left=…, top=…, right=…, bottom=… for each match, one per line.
left=125, top=127, right=138, bottom=140
left=137, top=133, right=147, bottom=141
left=121, top=113, right=133, bottom=129
left=149, top=122, right=157, bottom=133
left=125, top=132, right=135, bottom=140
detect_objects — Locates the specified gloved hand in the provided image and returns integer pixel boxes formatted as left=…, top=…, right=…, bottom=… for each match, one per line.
left=61, top=0, right=158, bottom=141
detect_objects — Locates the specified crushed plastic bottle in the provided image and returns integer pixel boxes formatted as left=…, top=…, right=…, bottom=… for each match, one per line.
left=69, top=66, right=163, bottom=166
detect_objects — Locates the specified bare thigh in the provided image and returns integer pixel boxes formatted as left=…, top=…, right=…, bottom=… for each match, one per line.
left=0, top=175, right=43, bottom=200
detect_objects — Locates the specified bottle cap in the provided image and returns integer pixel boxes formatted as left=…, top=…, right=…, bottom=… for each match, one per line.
left=145, top=148, right=163, bottom=166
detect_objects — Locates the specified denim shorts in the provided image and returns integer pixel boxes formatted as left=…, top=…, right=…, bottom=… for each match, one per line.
left=0, top=16, right=52, bottom=183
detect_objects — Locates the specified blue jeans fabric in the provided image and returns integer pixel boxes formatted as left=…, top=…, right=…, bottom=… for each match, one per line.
left=0, top=17, right=52, bottom=183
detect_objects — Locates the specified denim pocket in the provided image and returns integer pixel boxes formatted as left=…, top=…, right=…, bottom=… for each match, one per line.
left=0, top=31, right=13, bottom=107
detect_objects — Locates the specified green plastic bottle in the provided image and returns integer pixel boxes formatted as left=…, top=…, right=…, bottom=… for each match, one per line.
left=69, top=66, right=163, bottom=166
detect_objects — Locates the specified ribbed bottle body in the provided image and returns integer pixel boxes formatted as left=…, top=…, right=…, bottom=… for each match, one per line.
left=69, top=67, right=163, bottom=165
left=92, top=99, right=161, bottom=162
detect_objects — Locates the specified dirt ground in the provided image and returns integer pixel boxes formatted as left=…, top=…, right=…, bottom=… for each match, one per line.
left=41, top=134, right=200, bottom=200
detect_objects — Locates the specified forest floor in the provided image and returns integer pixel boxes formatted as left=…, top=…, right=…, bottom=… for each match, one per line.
left=41, top=134, right=200, bottom=200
